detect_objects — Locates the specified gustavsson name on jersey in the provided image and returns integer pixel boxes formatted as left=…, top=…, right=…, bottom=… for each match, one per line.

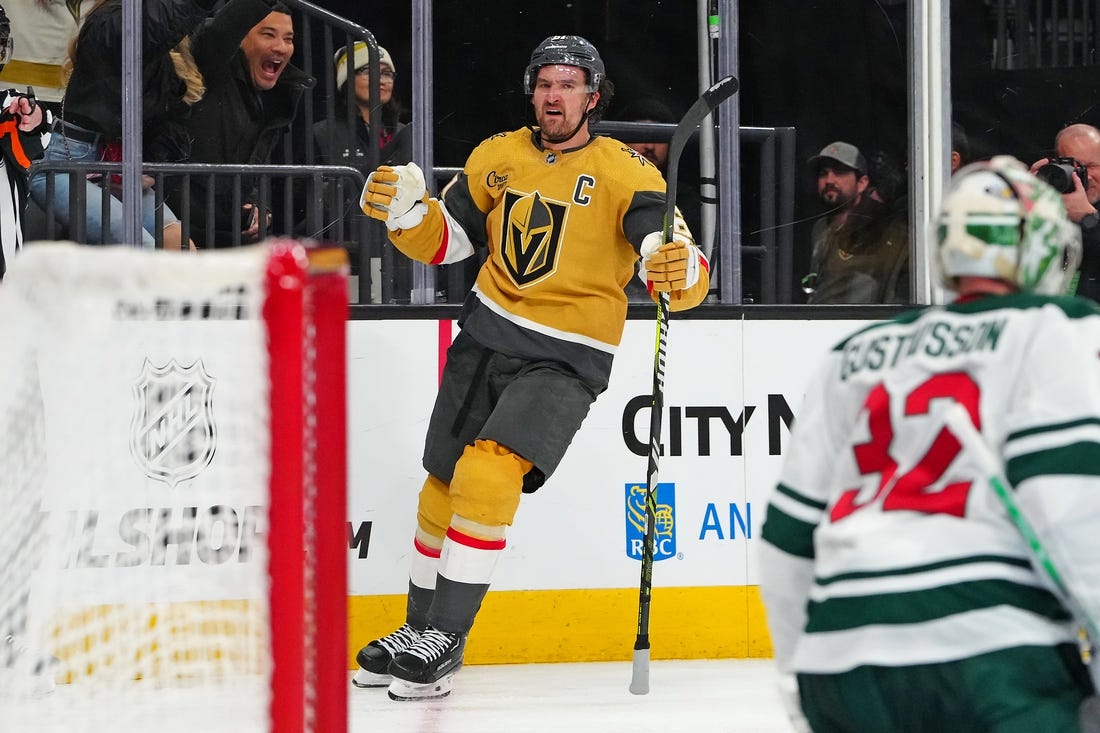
left=839, top=315, right=1008, bottom=381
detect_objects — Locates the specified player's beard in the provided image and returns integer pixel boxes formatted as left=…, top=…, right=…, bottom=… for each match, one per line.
left=536, top=105, right=587, bottom=145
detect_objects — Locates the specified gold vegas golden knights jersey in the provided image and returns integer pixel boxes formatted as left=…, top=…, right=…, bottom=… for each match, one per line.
left=387, top=128, right=710, bottom=390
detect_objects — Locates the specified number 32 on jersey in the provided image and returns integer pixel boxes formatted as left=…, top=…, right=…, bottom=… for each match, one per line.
left=830, top=371, right=981, bottom=523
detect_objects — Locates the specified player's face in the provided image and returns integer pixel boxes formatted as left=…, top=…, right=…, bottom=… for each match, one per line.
left=241, top=12, right=295, bottom=91
left=532, top=65, right=597, bottom=145
left=816, top=164, right=865, bottom=208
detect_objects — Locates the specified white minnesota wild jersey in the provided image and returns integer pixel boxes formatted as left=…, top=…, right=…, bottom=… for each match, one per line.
left=759, top=293, right=1100, bottom=676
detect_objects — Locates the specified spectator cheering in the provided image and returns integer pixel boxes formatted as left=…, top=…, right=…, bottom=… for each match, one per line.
left=28, top=0, right=214, bottom=249
left=166, top=0, right=313, bottom=248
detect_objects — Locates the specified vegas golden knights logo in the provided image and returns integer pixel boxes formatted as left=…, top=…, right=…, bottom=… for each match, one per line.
left=130, top=358, right=217, bottom=487
left=499, top=189, right=569, bottom=287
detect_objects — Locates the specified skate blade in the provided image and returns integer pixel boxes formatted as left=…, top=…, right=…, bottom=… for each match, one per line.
left=386, top=672, right=456, bottom=701
left=351, top=667, right=392, bottom=688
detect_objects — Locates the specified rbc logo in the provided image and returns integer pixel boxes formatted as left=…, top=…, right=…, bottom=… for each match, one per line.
left=625, top=483, right=676, bottom=561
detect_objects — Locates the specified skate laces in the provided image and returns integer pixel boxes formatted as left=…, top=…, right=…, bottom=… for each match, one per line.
left=375, top=624, right=421, bottom=656
left=405, top=628, right=457, bottom=663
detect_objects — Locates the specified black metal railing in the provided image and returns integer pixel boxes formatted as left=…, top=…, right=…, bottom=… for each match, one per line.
left=27, top=160, right=399, bottom=304
left=27, top=123, right=797, bottom=306
left=592, top=121, right=796, bottom=304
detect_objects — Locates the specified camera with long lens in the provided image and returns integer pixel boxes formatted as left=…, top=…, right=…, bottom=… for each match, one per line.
left=1035, top=156, right=1089, bottom=194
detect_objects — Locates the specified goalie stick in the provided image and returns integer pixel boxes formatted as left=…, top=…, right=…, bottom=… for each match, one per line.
left=941, top=404, right=1099, bottom=643
left=942, top=400, right=1100, bottom=724
left=630, top=74, right=739, bottom=696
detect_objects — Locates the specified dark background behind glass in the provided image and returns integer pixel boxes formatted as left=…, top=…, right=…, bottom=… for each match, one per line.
left=313, top=0, right=1100, bottom=300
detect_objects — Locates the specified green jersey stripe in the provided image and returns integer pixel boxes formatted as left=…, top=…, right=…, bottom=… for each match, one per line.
left=774, top=482, right=827, bottom=511
left=817, top=554, right=1032, bottom=586
left=760, top=504, right=815, bottom=559
left=805, top=578, right=1069, bottom=633
left=1007, top=440, right=1100, bottom=484
left=1007, top=417, right=1100, bottom=442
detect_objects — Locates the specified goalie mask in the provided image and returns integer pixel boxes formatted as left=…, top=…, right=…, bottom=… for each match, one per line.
left=936, top=155, right=1082, bottom=296
left=523, top=35, right=604, bottom=94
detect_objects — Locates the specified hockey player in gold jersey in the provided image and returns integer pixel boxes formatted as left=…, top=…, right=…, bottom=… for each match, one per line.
left=353, top=35, right=709, bottom=701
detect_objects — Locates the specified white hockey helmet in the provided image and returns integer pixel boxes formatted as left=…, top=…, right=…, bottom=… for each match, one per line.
left=936, top=155, right=1082, bottom=295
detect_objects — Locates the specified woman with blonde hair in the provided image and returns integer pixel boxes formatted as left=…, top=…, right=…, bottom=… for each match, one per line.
left=28, top=0, right=214, bottom=249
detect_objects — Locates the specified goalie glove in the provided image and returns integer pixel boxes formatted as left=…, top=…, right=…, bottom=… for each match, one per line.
left=360, top=162, right=429, bottom=232
left=640, top=229, right=704, bottom=293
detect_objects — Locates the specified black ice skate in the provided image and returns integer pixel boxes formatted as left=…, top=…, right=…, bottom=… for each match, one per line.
left=386, top=627, right=466, bottom=701
left=351, top=624, right=422, bottom=688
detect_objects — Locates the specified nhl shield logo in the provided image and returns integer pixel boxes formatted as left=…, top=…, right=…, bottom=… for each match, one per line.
left=130, top=358, right=217, bottom=487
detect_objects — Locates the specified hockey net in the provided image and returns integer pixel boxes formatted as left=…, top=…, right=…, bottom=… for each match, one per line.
left=0, top=241, right=348, bottom=733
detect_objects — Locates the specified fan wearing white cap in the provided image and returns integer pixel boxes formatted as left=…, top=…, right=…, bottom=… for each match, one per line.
left=312, top=41, right=410, bottom=170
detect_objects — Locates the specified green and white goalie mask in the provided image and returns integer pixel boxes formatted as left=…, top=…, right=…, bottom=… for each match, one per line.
left=936, top=155, right=1083, bottom=295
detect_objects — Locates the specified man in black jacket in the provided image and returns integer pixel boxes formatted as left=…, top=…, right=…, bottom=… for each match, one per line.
left=168, top=0, right=313, bottom=248
left=1031, top=123, right=1100, bottom=303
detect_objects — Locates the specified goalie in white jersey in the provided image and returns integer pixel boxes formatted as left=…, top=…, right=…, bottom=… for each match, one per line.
left=760, top=156, right=1100, bottom=732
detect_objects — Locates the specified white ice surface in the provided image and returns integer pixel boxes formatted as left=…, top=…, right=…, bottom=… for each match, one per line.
left=351, top=658, right=792, bottom=733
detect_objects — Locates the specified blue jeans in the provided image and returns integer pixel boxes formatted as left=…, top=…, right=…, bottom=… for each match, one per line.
left=28, top=131, right=178, bottom=248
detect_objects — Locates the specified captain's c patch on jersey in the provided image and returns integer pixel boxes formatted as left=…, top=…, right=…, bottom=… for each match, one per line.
left=499, top=189, right=570, bottom=287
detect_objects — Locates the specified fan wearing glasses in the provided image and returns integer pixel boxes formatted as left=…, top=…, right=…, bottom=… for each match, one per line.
left=312, top=41, right=411, bottom=171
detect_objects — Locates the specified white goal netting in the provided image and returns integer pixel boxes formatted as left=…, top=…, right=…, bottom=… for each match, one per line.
left=0, top=242, right=347, bottom=732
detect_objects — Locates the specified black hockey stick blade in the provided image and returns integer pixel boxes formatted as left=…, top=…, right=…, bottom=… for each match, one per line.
left=663, top=75, right=739, bottom=240
left=630, top=74, right=739, bottom=698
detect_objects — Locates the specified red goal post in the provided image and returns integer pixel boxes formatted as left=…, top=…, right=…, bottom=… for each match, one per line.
left=0, top=240, right=348, bottom=733
left=267, top=243, right=348, bottom=733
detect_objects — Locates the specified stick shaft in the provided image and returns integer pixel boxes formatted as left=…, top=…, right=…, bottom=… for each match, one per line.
left=944, top=405, right=1100, bottom=641
left=630, top=74, right=738, bottom=696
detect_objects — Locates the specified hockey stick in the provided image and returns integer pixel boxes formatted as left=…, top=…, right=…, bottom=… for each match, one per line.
left=630, top=74, right=739, bottom=696
left=942, top=405, right=1100, bottom=644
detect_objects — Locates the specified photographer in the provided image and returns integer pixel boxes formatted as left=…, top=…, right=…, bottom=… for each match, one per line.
left=1031, top=123, right=1100, bottom=302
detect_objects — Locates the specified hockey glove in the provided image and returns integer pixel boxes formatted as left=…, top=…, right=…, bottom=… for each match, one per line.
left=640, top=230, right=703, bottom=293
left=360, top=162, right=429, bottom=231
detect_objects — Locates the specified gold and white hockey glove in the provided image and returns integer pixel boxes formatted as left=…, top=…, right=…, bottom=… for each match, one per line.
left=360, top=162, right=429, bottom=231
left=640, top=230, right=703, bottom=293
